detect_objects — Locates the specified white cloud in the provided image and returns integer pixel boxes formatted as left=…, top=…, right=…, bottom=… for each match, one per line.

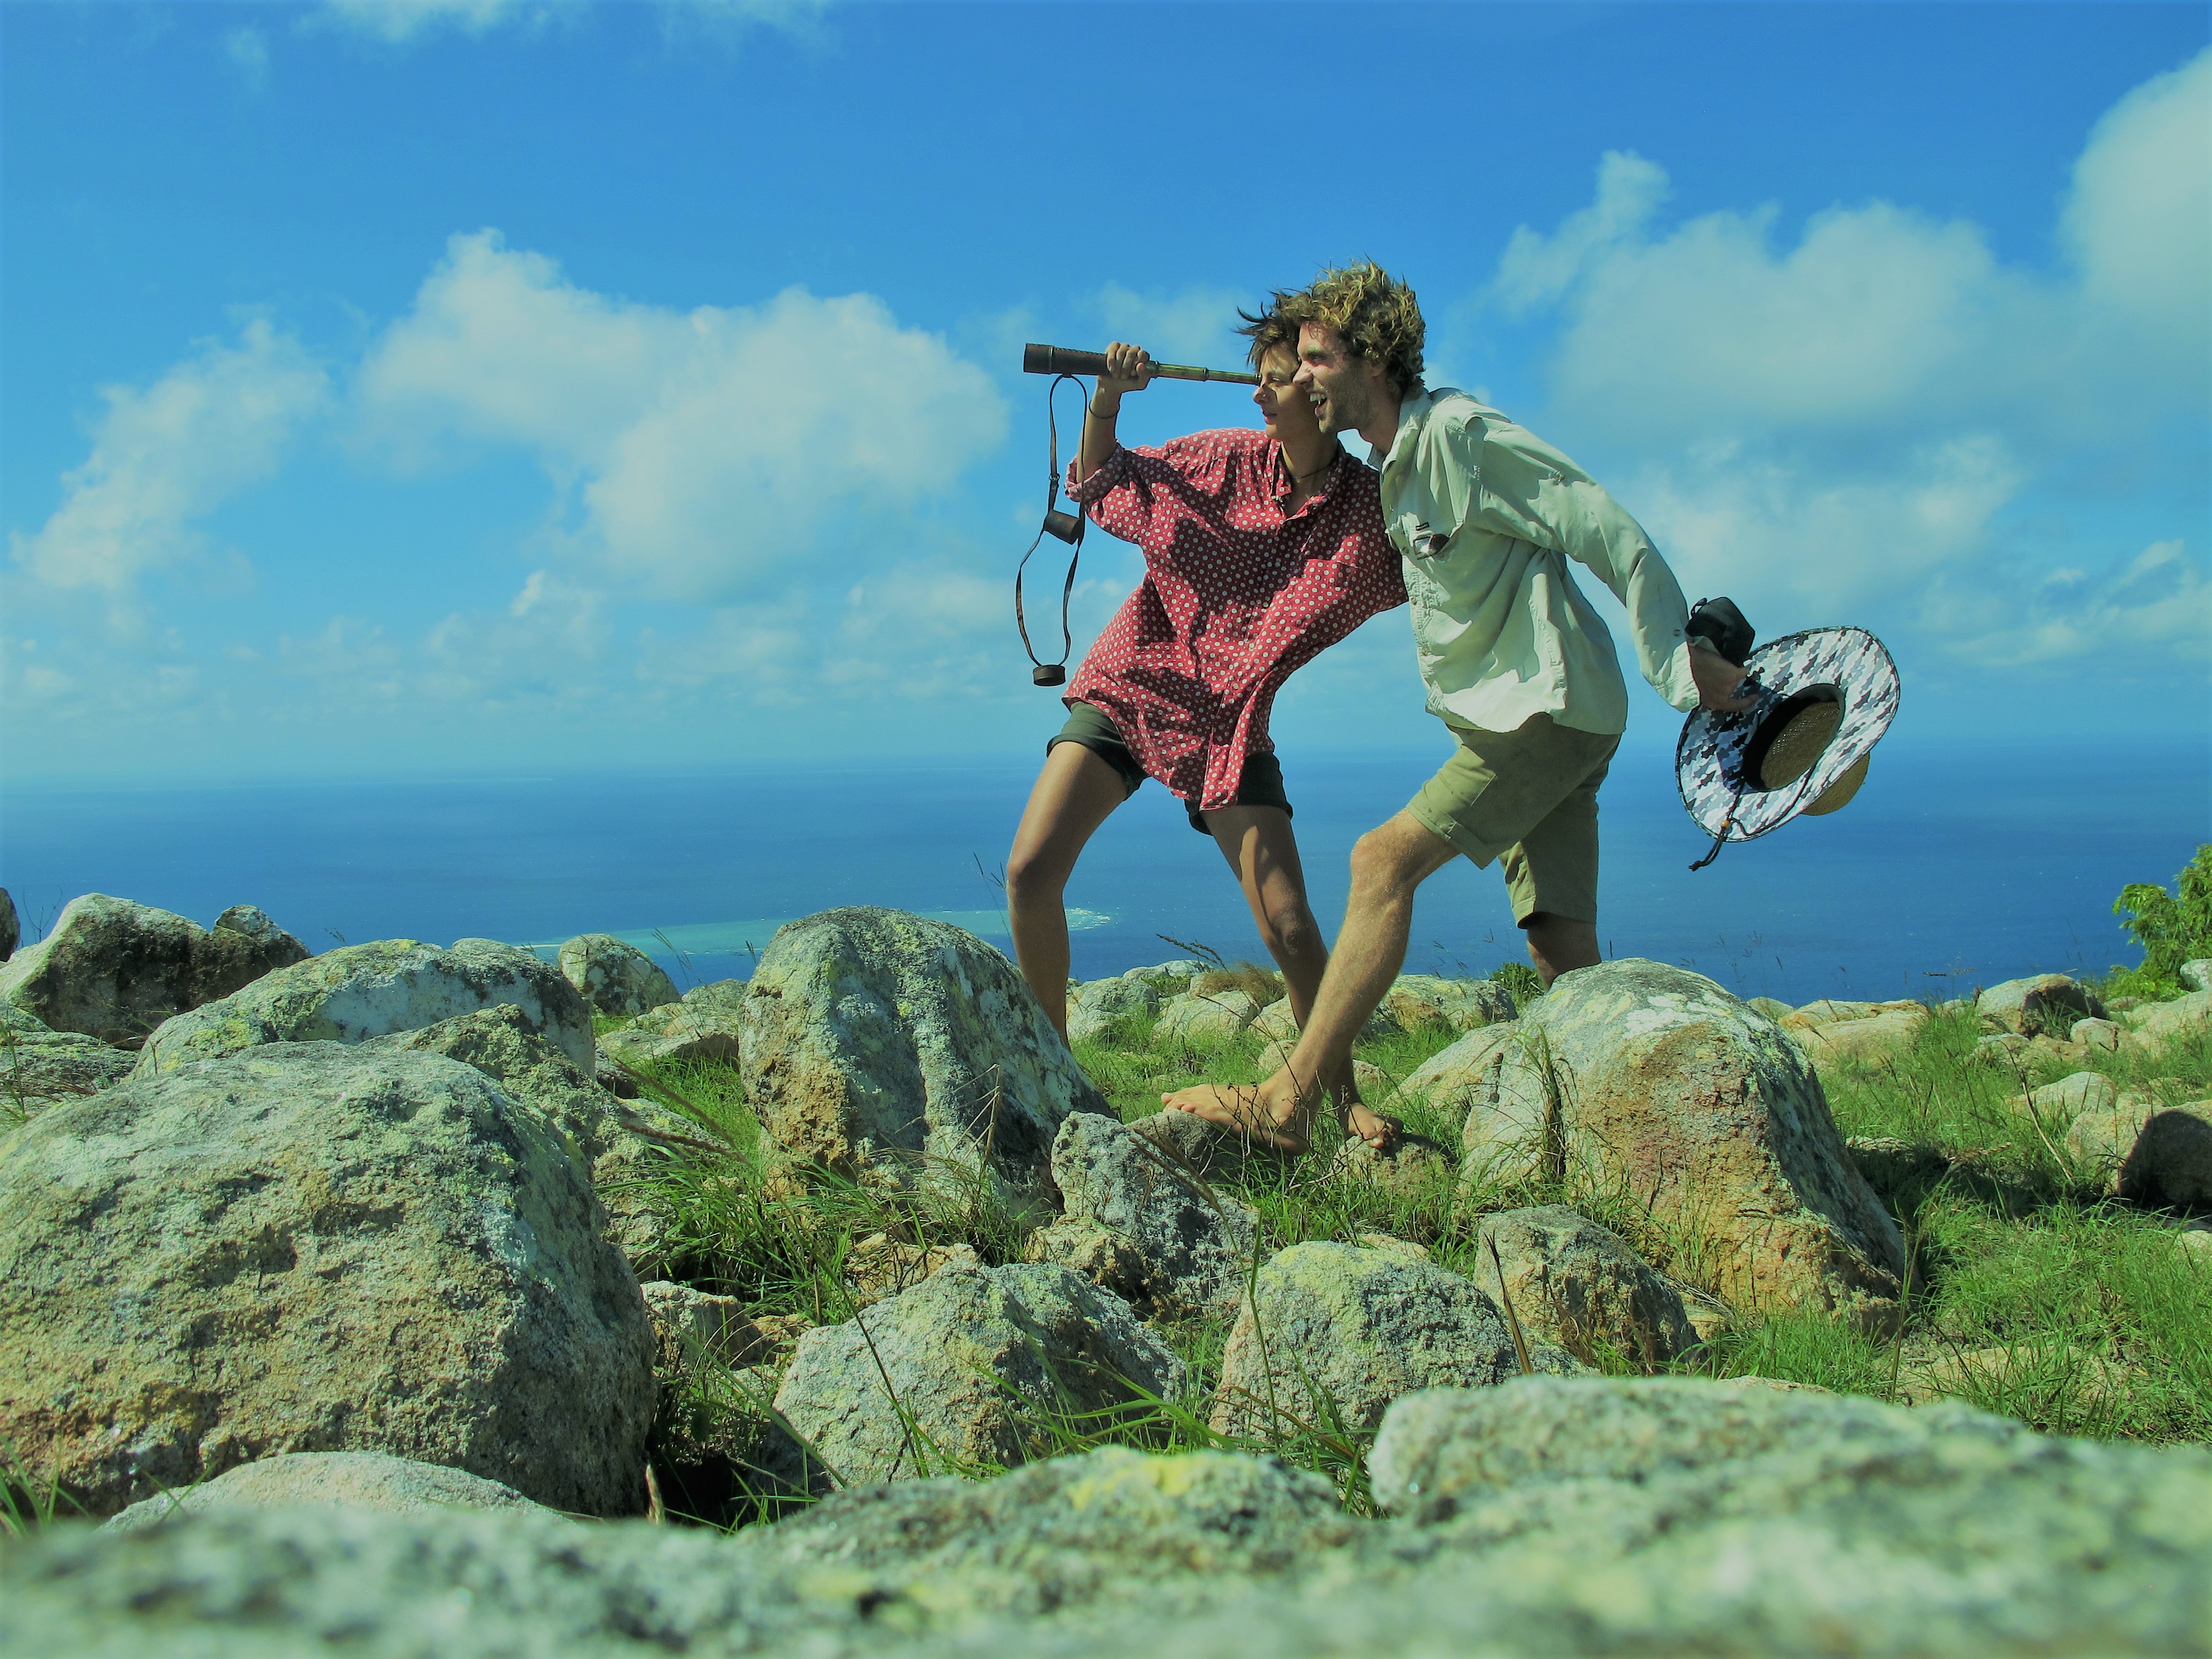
left=358, top=230, right=1007, bottom=600
left=321, top=0, right=553, bottom=42
left=8, top=320, right=329, bottom=595
left=225, top=25, right=270, bottom=89
left=1492, top=150, right=1669, bottom=314
left=1093, top=284, right=1253, bottom=370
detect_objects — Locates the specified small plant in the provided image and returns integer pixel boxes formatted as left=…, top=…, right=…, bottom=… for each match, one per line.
left=1489, top=960, right=1541, bottom=1004
left=1191, top=961, right=1285, bottom=1007
left=2110, top=845, right=2212, bottom=995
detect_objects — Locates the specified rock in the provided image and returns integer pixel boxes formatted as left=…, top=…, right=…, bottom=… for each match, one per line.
left=1897, top=1343, right=2137, bottom=1412
left=1396, top=1020, right=1527, bottom=1151
left=1453, top=961, right=1906, bottom=1319
left=0, top=893, right=309, bottom=1045
left=1033, top=1110, right=1257, bottom=1322
left=748, top=1444, right=1354, bottom=1613
left=2011, top=1069, right=2119, bottom=1124
left=366, top=1004, right=698, bottom=1267
left=640, top=1280, right=772, bottom=1373
left=639, top=1279, right=794, bottom=1519
left=0, top=886, right=15, bottom=960
left=1125, top=958, right=1207, bottom=988
left=599, top=978, right=746, bottom=1069
left=0, top=1042, right=654, bottom=1517
left=0, top=1004, right=136, bottom=1117
left=135, top=936, right=595, bottom=1077
left=557, top=934, right=680, bottom=1018
left=1746, top=995, right=1792, bottom=1018
left=1324, top=1130, right=1456, bottom=1199
left=842, top=1233, right=984, bottom=1307
left=1846, top=1134, right=1949, bottom=1195
left=2176, top=960, right=2212, bottom=993
left=1024, top=1217, right=1148, bottom=1295
left=1210, top=1241, right=1577, bottom=1439
left=771, top=1261, right=1187, bottom=1486
left=739, top=908, right=1104, bottom=1195
left=1155, top=987, right=1262, bottom=1043
left=1475, top=1205, right=1697, bottom=1367
left=2071, top=1016, right=2124, bottom=1051
left=2126, top=988, right=2212, bottom=1053
left=1783, top=1000, right=1929, bottom=1064
left=2116, top=1101, right=2212, bottom=1205
left=1381, top=974, right=1517, bottom=1034
left=1972, top=1030, right=2031, bottom=1065
left=101, top=1450, right=556, bottom=1532
left=1127, top=1103, right=1297, bottom=1179
left=2179, top=1228, right=2212, bottom=1267
left=1977, top=973, right=2106, bottom=1036
left=1067, top=975, right=1162, bottom=1044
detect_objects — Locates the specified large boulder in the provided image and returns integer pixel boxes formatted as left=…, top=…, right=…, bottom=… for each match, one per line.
left=1476, top=1205, right=1697, bottom=1367
left=102, top=1451, right=556, bottom=1532
left=135, top=936, right=595, bottom=1077
left=1395, top=1021, right=1529, bottom=1147
left=366, top=1004, right=697, bottom=1266
left=1027, top=1109, right=1258, bottom=1322
left=1455, top=960, right=1906, bottom=1319
left=0, top=893, right=309, bottom=1045
left=1380, top=973, right=1518, bottom=1034
left=1210, top=1241, right=1576, bottom=1439
left=739, top=908, right=1105, bottom=1193
left=0, top=1043, right=654, bottom=1517
left=597, top=979, right=745, bottom=1070
left=1977, top=973, right=2106, bottom=1037
left=2070, top=1098, right=2212, bottom=1205
left=772, top=1261, right=1185, bottom=1486
left=0, top=1004, right=135, bottom=1119
left=557, top=934, right=680, bottom=1018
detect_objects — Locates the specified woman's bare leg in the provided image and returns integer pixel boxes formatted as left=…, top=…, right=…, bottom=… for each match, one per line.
left=1007, top=743, right=1129, bottom=1042
left=1201, top=805, right=1398, bottom=1148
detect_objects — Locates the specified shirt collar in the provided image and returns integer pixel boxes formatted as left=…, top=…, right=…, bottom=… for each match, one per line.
left=1271, top=439, right=1347, bottom=503
left=1369, top=387, right=1436, bottom=476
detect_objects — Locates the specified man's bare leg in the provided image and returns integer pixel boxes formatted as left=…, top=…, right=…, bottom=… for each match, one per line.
left=1524, top=913, right=1600, bottom=988
left=1201, top=805, right=1396, bottom=1149
left=1162, top=811, right=1460, bottom=1150
left=1007, top=743, right=1130, bottom=1042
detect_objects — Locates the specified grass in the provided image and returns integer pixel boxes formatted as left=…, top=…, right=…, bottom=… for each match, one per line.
left=587, top=967, right=2212, bottom=1530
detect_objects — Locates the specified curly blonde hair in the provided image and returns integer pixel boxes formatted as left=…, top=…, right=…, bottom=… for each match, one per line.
left=1284, top=261, right=1425, bottom=397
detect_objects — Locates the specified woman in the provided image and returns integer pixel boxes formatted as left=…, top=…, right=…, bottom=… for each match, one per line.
left=1004, top=309, right=1406, bottom=1148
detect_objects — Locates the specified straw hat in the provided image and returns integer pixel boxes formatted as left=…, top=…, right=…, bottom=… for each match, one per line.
left=1677, top=626, right=1899, bottom=857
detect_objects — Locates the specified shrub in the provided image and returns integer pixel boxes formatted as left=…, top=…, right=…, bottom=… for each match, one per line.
left=2111, top=845, right=2212, bottom=993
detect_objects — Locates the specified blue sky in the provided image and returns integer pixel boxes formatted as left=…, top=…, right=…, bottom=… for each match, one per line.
left=3, top=0, right=2206, bottom=786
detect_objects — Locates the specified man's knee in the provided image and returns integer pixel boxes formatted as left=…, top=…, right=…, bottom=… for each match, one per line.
left=1350, top=817, right=1442, bottom=898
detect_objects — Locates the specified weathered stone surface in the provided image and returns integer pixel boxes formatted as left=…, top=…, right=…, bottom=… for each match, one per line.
left=2180, top=959, right=2212, bottom=994
left=773, top=1261, right=1186, bottom=1485
left=102, top=1451, right=555, bottom=1532
left=1210, top=1242, right=1577, bottom=1438
left=1475, top=1206, right=1697, bottom=1367
left=0, top=1004, right=135, bottom=1116
left=366, top=1004, right=693, bottom=1267
left=842, top=1233, right=984, bottom=1308
left=1746, top=995, right=1793, bottom=1018
left=558, top=934, right=680, bottom=1019
left=1323, top=1130, right=1456, bottom=1200
left=2071, top=1016, right=2123, bottom=1051
left=639, top=1280, right=795, bottom=1520
left=1155, top=987, right=1262, bottom=1043
left=136, top=936, right=595, bottom=1076
left=748, top=1444, right=1353, bottom=1615
left=1380, top=974, right=1517, bottom=1034
left=1977, top=973, right=2106, bottom=1036
left=1397, top=1021, right=1527, bottom=1149
left=640, top=1281, right=771, bottom=1374
left=599, top=978, right=746, bottom=1069
left=2013, top=1068, right=2118, bottom=1124
left=1454, top=961, right=1906, bottom=1318
left=2116, top=1101, right=2212, bottom=1205
left=1038, top=1110, right=1256, bottom=1322
left=2126, top=988, right=2212, bottom=1053
left=1784, top=1000, right=1929, bottom=1064
left=1067, top=975, right=1161, bottom=1044
left=0, top=1043, right=654, bottom=1517
left=1025, top=1216, right=1148, bottom=1291
left=740, top=908, right=1104, bottom=1194
left=0, top=893, right=309, bottom=1045
left=1972, top=1030, right=2031, bottom=1065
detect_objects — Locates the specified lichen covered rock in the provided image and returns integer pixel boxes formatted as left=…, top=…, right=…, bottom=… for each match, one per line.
left=0, top=1004, right=135, bottom=1117
left=557, top=934, right=680, bottom=1018
left=598, top=979, right=746, bottom=1068
left=1475, top=1205, right=1697, bottom=1367
left=0, top=1042, right=654, bottom=1516
left=101, top=1451, right=556, bottom=1532
left=1977, top=973, right=2106, bottom=1037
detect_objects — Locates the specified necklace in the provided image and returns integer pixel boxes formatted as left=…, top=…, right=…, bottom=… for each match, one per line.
left=1286, top=444, right=1339, bottom=484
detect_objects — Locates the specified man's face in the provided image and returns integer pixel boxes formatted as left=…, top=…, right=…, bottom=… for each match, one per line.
left=1294, top=321, right=1389, bottom=438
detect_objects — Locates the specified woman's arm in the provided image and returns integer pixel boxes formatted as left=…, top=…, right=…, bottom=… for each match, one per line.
left=1076, top=341, right=1155, bottom=483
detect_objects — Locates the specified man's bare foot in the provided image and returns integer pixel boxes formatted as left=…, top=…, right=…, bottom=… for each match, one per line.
left=1159, top=1070, right=1315, bottom=1154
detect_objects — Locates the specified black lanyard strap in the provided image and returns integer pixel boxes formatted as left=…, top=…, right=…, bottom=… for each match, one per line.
left=1014, top=374, right=1086, bottom=687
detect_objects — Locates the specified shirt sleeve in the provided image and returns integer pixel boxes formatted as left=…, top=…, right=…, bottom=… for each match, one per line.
left=1065, top=432, right=1239, bottom=548
left=1449, top=418, right=1701, bottom=713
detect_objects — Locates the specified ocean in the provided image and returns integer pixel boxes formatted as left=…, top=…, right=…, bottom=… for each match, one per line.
left=1, top=739, right=2204, bottom=1008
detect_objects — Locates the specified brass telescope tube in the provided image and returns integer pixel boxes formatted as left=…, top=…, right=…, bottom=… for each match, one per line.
left=1022, top=343, right=1259, bottom=386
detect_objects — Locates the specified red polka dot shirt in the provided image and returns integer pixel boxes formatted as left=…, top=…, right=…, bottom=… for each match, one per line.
left=1066, top=429, right=1407, bottom=813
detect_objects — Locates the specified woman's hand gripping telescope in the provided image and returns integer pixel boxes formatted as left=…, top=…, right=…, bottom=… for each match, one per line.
left=1078, top=342, right=1156, bottom=483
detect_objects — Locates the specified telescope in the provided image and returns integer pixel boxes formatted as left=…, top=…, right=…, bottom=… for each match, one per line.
left=1022, top=343, right=1259, bottom=386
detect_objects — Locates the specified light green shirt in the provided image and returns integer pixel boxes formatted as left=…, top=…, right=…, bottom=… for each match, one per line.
left=1371, top=387, right=1700, bottom=736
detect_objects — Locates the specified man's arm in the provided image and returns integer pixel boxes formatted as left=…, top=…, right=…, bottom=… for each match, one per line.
left=1076, top=341, right=1154, bottom=483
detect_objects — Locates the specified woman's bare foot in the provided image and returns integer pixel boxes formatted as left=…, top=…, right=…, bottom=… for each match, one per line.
left=1341, top=1098, right=1401, bottom=1150
left=1159, top=1071, right=1316, bottom=1153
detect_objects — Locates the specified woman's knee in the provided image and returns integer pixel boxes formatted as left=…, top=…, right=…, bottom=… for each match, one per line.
left=1005, top=841, right=1070, bottom=904
left=1258, top=895, right=1321, bottom=962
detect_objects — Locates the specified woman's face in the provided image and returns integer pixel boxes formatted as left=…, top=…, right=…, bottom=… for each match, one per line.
left=1253, top=345, right=1318, bottom=445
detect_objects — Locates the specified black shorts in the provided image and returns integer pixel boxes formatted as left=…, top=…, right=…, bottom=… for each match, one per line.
left=1047, top=700, right=1293, bottom=835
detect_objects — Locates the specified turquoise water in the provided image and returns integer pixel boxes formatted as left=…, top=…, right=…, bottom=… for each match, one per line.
left=1, top=739, right=2203, bottom=1007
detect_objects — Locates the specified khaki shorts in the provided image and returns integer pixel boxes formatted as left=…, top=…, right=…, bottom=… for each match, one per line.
left=1404, top=712, right=1620, bottom=925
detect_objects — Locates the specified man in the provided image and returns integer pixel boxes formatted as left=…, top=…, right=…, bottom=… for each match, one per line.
left=1163, top=262, right=1754, bottom=1151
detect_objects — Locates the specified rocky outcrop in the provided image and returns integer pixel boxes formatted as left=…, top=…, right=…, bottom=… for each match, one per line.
left=1453, top=960, right=1906, bottom=1319
left=101, top=1451, right=556, bottom=1532
left=1155, top=987, right=1262, bottom=1043
left=1380, top=974, right=1517, bottom=1034
left=558, top=933, right=679, bottom=1018
left=1977, top=973, right=2106, bottom=1036
left=739, top=908, right=1105, bottom=1194
left=598, top=979, right=746, bottom=1069
left=1210, top=1241, right=1576, bottom=1438
left=772, top=1261, right=1185, bottom=1486
left=1027, top=1110, right=1257, bottom=1322
left=367, top=1004, right=695, bottom=1266
left=0, top=1004, right=135, bottom=1116
left=0, top=893, right=309, bottom=1044
left=0, top=1043, right=654, bottom=1516
left=1476, top=1206, right=1697, bottom=1367
left=135, top=936, right=595, bottom=1076
left=1781, top=998, right=1929, bottom=1064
